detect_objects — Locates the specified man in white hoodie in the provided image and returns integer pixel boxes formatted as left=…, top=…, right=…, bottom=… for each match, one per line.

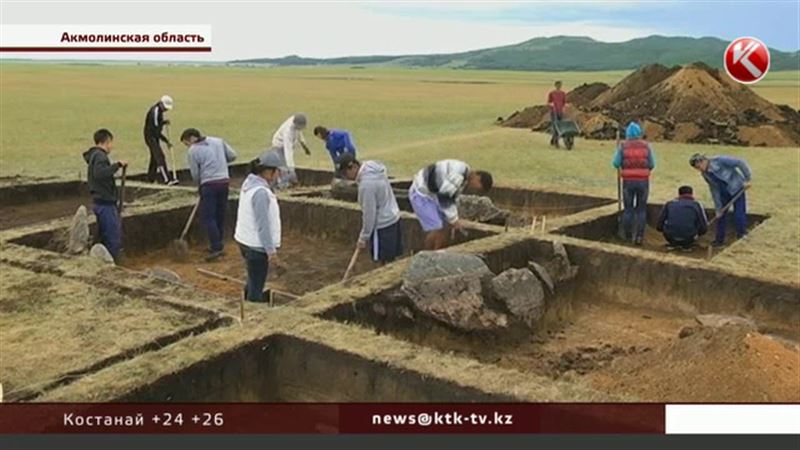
left=234, top=150, right=283, bottom=302
left=338, top=154, right=403, bottom=263
left=270, top=113, right=311, bottom=188
left=409, top=160, right=493, bottom=250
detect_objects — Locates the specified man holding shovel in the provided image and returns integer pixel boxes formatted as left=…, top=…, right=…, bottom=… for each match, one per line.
left=82, top=129, right=127, bottom=262
left=338, top=154, right=402, bottom=266
left=690, top=153, right=752, bottom=246
left=409, top=159, right=493, bottom=250
left=612, top=122, right=656, bottom=245
left=143, top=95, right=177, bottom=185
left=182, top=128, right=238, bottom=262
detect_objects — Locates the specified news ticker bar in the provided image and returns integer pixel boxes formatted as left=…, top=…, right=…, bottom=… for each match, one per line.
left=1, top=404, right=798, bottom=434
left=0, top=25, right=212, bottom=52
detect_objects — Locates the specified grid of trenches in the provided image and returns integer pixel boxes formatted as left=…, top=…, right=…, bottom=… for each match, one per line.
left=9, top=196, right=495, bottom=302
left=0, top=179, right=166, bottom=231
left=320, top=237, right=800, bottom=402
left=128, top=164, right=335, bottom=189
left=555, top=204, right=769, bottom=258
left=293, top=180, right=616, bottom=228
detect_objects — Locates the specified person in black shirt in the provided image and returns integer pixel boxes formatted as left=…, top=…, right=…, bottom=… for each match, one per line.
left=143, top=95, right=176, bottom=185
left=656, top=185, right=708, bottom=250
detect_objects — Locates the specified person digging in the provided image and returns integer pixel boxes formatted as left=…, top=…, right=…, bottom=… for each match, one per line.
left=234, top=150, right=284, bottom=303
left=408, top=159, right=493, bottom=250
left=143, top=95, right=177, bottom=185
left=690, top=153, right=752, bottom=247
left=612, top=121, right=656, bottom=245
left=313, top=126, right=358, bottom=177
left=656, top=185, right=709, bottom=251
left=269, top=113, right=311, bottom=189
left=82, top=129, right=128, bottom=262
left=182, top=128, right=238, bottom=262
left=338, top=153, right=403, bottom=266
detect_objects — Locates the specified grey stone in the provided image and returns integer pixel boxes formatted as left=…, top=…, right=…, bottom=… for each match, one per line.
left=149, top=267, right=181, bottom=283
left=695, top=314, right=756, bottom=330
left=550, top=241, right=579, bottom=282
left=528, top=261, right=555, bottom=295
left=89, top=243, right=115, bottom=264
left=402, top=274, right=508, bottom=332
left=456, top=195, right=508, bottom=224
left=402, top=251, right=492, bottom=285
left=66, top=205, right=91, bottom=254
left=491, top=268, right=546, bottom=328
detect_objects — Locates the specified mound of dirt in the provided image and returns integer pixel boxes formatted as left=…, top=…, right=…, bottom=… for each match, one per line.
left=501, top=62, right=800, bottom=147
left=592, top=325, right=800, bottom=402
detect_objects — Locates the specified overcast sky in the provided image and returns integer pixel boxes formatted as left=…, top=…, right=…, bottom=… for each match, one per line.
left=1, top=1, right=798, bottom=61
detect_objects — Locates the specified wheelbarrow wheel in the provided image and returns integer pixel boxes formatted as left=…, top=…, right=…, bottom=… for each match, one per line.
left=564, top=135, right=574, bottom=150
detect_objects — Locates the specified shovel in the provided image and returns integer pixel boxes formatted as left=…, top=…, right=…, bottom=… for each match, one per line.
left=341, top=246, right=361, bottom=283
left=117, top=165, right=127, bottom=213
left=166, top=124, right=178, bottom=183
left=707, top=186, right=749, bottom=227
left=170, top=198, right=201, bottom=261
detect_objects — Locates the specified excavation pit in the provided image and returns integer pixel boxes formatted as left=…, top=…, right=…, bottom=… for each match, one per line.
left=129, top=164, right=335, bottom=189
left=10, top=197, right=494, bottom=301
left=555, top=204, right=769, bottom=258
left=0, top=180, right=162, bottom=231
left=118, top=334, right=508, bottom=402
left=321, top=238, right=799, bottom=402
left=297, top=181, right=616, bottom=227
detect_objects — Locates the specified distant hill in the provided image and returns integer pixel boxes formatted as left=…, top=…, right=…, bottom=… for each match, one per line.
left=232, top=35, right=800, bottom=71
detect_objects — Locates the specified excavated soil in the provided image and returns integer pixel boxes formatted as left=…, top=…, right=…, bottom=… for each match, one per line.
left=501, top=62, right=800, bottom=147
left=124, top=230, right=381, bottom=299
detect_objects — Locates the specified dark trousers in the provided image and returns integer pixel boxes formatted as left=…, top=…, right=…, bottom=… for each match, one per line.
left=664, top=233, right=696, bottom=249
left=622, top=180, right=649, bottom=240
left=92, top=202, right=122, bottom=261
left=716, top=190, right=747, bottom=243
left=550, top=110, right=563, bottom=144
left=239, top=245, right=269, bottom=302
left=200, top=182, right=229, bottom=253
left=145, top=137, right=171, bottom=184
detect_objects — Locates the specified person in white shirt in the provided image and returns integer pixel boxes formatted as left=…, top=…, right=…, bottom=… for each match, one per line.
left=270, top=113, right=310, bottom=188
left=234, top=150, right=284, bottom=302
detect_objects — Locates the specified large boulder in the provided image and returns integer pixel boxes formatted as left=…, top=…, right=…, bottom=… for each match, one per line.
left=89, top=243, right=115, bottom=265
left=527, top=261, right=555, bottom=296
left=456, top=195, right=508, bottom=224
left=490, top=268, right=546, bottom=328
left=403, top=274, right=508, bottom=332
left=402, top=251, right=492, bottom=284
left=66, top=205, right=90, bottom=254
left=548, top=241, right=579, bottom=282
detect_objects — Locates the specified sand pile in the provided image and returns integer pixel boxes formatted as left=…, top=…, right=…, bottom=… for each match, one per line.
left=501, top=62, right=800, bottom=147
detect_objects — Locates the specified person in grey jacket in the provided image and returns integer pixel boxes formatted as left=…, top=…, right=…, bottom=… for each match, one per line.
left=181, top=128, right=237, bottom=261
left=690, top=153, right=752, bottom=245
left=338, top=154, right=403, bottom=263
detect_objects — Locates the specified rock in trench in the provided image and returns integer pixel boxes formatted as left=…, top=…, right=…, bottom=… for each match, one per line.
left=148, top=267, right=182, bottom=283
left=456, top=195, right=509, bottom=224
left=490, top=268, right=546, bottom=328
left=89, top=243, right=115, bottom=265
left=695, top=314, right=756, bottom=330
left=66, top=205, right=91, bottom=254
left=402, top=251, right=492, bottom=284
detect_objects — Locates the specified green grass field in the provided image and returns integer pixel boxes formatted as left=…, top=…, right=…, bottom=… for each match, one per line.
left=1, top=63, right=798, bottom=284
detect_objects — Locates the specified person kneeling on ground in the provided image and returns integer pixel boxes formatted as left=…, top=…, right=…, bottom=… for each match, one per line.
left=408, top=159, right=493, bottom=250
left=656, top=185, right=708, bottom=250
left=690, top=153, right=752, bottom=247
left=83, top=129, right=128, bottom=262
left=234, top=151, right=284, bottom=303
left=338, top=154, right=403, bottom=264
left=182, top=128, right=238, bottom=262
left=313, top=126, right=357, bottom=176
left=612, top=121, right=656, bottom=245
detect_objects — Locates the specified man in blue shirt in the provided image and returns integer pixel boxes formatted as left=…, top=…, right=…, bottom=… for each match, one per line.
left=313, top=126, right=357, bottom=174
left=690, top=153, right=752, bottom=246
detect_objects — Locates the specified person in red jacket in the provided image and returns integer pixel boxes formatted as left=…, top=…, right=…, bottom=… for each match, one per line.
left=612, top=121, right=656, bottom=245
left=547, top=80, right=567, bottom=147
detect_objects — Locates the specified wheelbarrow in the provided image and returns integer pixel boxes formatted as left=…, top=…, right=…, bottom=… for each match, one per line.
left=552, top=118, right=581, bottom=150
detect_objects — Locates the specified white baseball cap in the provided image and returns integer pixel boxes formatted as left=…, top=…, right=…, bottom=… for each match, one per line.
left=160, top=95, right=174, bottom=110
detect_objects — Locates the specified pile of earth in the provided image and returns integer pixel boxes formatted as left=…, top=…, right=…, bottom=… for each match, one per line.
left=500, top=62, right=800, bottom=147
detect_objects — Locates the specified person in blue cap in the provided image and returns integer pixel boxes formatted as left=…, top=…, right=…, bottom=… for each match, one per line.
left=612, top=121, right=656, bottom=245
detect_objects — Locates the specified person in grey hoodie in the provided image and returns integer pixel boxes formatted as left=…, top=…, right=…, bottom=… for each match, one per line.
left=234, top=150, right=284, bottom=302
left=181, top=128, right=237, bottom=261
left=338, top=154, right=403, bottom=263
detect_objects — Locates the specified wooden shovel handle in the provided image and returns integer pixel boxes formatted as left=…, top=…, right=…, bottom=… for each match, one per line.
left=342, top=246, right=361, bottom=282
left=180, top=198, right=201, bottom=240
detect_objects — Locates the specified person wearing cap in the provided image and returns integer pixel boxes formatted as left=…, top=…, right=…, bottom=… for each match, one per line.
left=338, top=154, right=403, bottom=264
left=656, top=185, right=708, bottom=250
left=689, top=153, right=752, bottom=246
left=313, top=126, right=357, bottom=175
left=234, top=150, right=284, bottom=302
left=409, top=160, right=494, bottom=250
left=270, top=113, right=311, bottom=188
left=143, top=95, right=177, bottom=185
left=612, top=121, right=656, bottom=245
left=181, top=128, right=238, bottom=262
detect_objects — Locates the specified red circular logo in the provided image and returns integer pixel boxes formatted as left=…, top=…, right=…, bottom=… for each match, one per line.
left=724, top=37, right=770, bottom=84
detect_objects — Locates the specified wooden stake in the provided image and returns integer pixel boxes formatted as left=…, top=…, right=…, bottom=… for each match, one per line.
left=531, top=216, right=538, bottom=232
left=342, top=246, right=361, bottom=283
left=706, top=245, right=714, bottom=260
left=541, top=215, right=547, bottom=233
left=240, top=287, right=245, bottom=323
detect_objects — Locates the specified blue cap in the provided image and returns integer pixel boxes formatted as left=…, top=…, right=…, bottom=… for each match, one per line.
left=625, top=122, right=642, bottom=139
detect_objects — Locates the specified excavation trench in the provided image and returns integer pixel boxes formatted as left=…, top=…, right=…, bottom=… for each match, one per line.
left=0, top=180, right=163, bottom=231
left=10, top=197, right=494, bottom=301
left=128, top=164, right=336, bottom=189
left=556, top=204, right=769, bottom=258
left=320, top=238, right=799, bottom=402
